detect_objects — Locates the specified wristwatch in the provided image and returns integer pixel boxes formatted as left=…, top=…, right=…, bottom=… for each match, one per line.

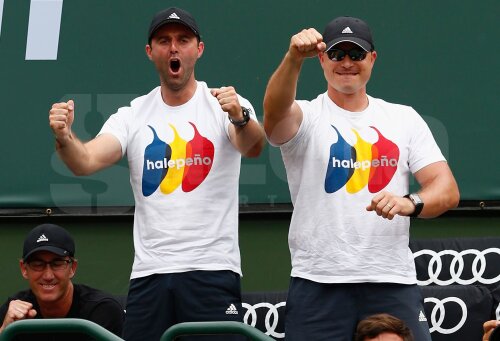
left=228, top=107, right=251, bottom=127
left=404, top=193, right=424, bottom=217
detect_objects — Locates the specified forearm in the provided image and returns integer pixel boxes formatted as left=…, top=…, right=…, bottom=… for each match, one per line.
left=56, top=133, right=94, bottom=176
left=263, top=52, right=304, bottom=143
left=264, top=52, right=302, bottom=117
left=416, top=184, right=459, bottom=218
left=414, top=163, right=460, bottom=218
left=56, top=133, right=122, bottom=176
left=231, top=119, right=266, bottom=158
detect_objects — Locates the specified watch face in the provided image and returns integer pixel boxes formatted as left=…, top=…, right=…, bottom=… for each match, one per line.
left=410, top=193, right=423, bottom=205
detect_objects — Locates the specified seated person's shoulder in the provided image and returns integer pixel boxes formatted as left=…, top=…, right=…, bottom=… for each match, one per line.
left=74, top=284, right=124, bottom=315
left=73, top=284, right=124, bottom=336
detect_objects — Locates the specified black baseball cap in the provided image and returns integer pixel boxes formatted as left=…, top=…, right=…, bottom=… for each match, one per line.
left=22, top=224, right=75, bottom=261
left=323, top=16, right=374, bottom=52
left=148, top=7, right=200, bottom=44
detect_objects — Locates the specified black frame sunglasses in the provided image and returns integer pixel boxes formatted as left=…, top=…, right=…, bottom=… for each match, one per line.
left=326, top=48, right=369, bottom=62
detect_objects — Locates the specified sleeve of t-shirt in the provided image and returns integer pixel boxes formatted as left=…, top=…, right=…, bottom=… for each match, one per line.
left=407, top=108, right=446, bottom=174
left=278, top=99, right=315, bottom=151
left=97, top=106, right=132, bottom=157
left=86, top=299, right=124, bottom=337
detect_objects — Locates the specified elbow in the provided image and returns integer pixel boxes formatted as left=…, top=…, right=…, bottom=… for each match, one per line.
left=448, top=188, right=460, bottom=209
left=242, top=136, right=265, bottom=158
left=68, top=164, right=95, bottom=177
left=263, top=112, right=283, bottom=145
left=263, top=116, right=273, bottom=139
left=71, top=168, right=92, bottom=177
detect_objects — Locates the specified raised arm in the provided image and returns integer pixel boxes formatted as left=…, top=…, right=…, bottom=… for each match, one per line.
left=263, top=28, right=326, bottom=145
left=49, top=100, right=122, bottom=176
left=210, top=86, right=265, bottom=158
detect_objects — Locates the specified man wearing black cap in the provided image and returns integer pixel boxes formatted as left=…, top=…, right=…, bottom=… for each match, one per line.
left=263, top=16, right=459, bottom=340
left=0, top=224, right=124, bottom=340
left=48, top=6, right=265, bottom=341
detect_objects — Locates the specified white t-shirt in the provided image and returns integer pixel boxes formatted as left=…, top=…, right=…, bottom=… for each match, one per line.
left=280, top=93, right=445, bottom=284
left=99, top=81, right=256, bottom=279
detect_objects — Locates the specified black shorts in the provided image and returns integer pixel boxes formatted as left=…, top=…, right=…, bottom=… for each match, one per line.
left=123, top=270, right=246, bottom=341
left=285, top=277, right=432, bottom=341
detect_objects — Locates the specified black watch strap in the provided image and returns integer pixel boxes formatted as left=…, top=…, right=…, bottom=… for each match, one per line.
left=228, top=107, right=251, bottom=127
left=404, top=193, right=424, bottom=217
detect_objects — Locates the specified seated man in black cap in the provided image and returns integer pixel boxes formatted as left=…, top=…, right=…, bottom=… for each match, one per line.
left=0, top=224, right=124, bottom=340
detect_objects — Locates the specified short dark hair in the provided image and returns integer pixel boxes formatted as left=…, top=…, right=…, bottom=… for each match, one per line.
left=355, top=313, right=414, bottom=341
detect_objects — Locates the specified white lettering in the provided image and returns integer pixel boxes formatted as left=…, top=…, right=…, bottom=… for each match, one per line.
left=145, top=157, right=213, bottom=170
left=146, top=160, right=154, bottom=170
left=0, top=0, right=4, bottom=37
left=176, top=158, right=185, bottom=169
left=26, top=0, right=64, bottom=60
left=361, top=160, right=371, bottom=170
left=331, top=157, right=398, bottom=170
left=380, top=156, right=389, bottom=167
left=194, top=154, right=202, bottom=165
left=341, top=159, right=351, bottom=168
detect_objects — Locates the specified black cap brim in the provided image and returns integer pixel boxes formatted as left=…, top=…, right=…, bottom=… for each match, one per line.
left=326, top=37, right=372, bottom=52
left=23, top=246, right=71, bottom=262
left=148, top=19, right=200, bottom=43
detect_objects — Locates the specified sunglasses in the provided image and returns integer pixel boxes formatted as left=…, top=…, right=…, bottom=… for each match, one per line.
left=26, top=259, right=73, bottom=272
left=326, top=48, right=369, bottom=62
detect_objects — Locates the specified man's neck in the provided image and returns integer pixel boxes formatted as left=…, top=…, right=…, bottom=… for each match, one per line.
left=160, top=79, right=198, bottom=107
left=328, top=88, right=369, bottom=112
left=38, top=283, right=74, bottom=318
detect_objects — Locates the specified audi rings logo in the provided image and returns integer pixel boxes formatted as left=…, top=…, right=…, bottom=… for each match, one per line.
left=413, top=248, right=500, bottom=286
left=242, top=301, right=286, bottom=339
left=424, top=296, right=467, bottom=334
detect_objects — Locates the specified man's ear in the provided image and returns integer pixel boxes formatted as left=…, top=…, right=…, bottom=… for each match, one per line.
left=20, top=260, right=29, bottom=279
left=145, top=44, right=153, bottom=61
left=69, top=259, right=78, bottom=279
left=318, top=52, right=326, bottom=65
left=370, top=50, right=377, bottom=65
left=197, top=41, right=205, bottom=59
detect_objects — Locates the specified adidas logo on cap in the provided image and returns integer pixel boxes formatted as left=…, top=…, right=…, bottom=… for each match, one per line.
left=225, top=304, right=238, bottom=315
left=419, top=310, right=427, bottom=322
left=168, top=13, right=180, bottom=20
left=37, top=234, right=49, bottom=243
left=342, top=26, right=353, bottom=34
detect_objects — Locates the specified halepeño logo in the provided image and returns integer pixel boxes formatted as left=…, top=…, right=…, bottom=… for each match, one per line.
left=142, top=122, right=214, bottom=196
left=325, top=125, right=399, bottom=194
